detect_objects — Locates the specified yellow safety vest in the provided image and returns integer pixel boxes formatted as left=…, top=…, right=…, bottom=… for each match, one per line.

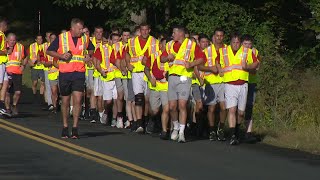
left=29, top=42, right=44, bottom=70
left=148, top=51, right=169, bottom=91
left=41, top=42, right=50, bottom=71
left=0, top=31, right=7, bottom=64
left=202, top=44, right=223, bottom=84
left=113, top=41, right=131, bottom=79
left=99, top=44, right=115, bottom=82
left=167, top=38, right=196, bottom=78
left=219, top=45, right=253, bottom=82
left=248, top=48, right=259, bottom=84
left=47, top=56, right=59, bottom=81
left=127, top=36, right=159, bottom=73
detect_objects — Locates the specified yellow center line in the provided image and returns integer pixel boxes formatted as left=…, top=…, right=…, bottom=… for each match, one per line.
left=0, top=119, right=175, bottom=180
left=0, top=123, right=153, bottom=180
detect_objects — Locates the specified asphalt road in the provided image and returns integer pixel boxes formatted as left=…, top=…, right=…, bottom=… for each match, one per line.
left=0, top=90, right=320, bottom=180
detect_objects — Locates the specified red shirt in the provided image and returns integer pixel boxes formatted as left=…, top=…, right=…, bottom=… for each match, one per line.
left=161, top=41, right=206, bottom=63
left=145, top=57, right=165, bottom=80
left=93, top=48, right=116, bottom=65
left=0, top=35, right=4, bottom=51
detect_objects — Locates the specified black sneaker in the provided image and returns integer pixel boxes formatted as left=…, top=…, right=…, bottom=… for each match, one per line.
left=230, top=135, right=239, bottom=145
left=217, top=128, right=226, bottom=141
left=209, top=131, right=218, bottom=141
left=243, top=133, right=257, bottom=144
left=130, top=121, right=137, bottom=132
left=160, top=131, right=169, bottom=140
left=145, top=119, right=155, bottom=134
left=61, top=127, right=69, bottom=138
left=71, top=127, right=80, bottom=139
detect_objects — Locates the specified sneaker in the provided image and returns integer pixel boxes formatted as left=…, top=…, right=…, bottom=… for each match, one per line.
left=209, top=131, right=218, bottom=141
left=100, top=114, right=108, bottom=124
left=243, top=133, right=257, bottom=144
left=61, top=127, right=69, bottom=138
left=145, top=119, right=155, bottom=134
left=178, top=132, right=186, bottom=143
left=130, top=121, right=137, bottom=132
left=90, top=119, right=96, bottom=123
left=71, top=127, right=80, bottom=139
left=111, top=119, right=117, bottom=127
left=11, top=106, right=18, bottom=116
left=116, top=117, right=124, bottom=128
left=160, top=131, right=169, bottom=140
left=0, top=108, right=12, bottom=117
left=230, top=135, right=239, bottom=145
left=171, top=129, right=179, bottom=141
left=84, top=110, right=90, bottom=120
left=51, top=107, right=57, bottom=114
left=135, top=126, right=144, bottom=134
left=89, top=109, right=99, bottom=123
left=124, top=121, right=131, bottom=129
left=217, top=128, right=226, bottom=141
left=48, top=104, right=54, bottom=111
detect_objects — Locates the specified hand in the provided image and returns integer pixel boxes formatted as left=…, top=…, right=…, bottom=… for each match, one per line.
left=100, top=70, right=107, bottom=77
left=167, top=53, right=175, bottom=62
left=7, top=47, right=13, bottom=55
left=61, top=52, right=72, bottom=61
left=122, top=69, right=128, bottom=76
left=150, top=78, right=156, bottom=87
left=127, top=64, right=134, bottom=72
left=242, top=62, right=248, bottom=71
left=20, top=66, right=25, bottom=72
left=185, top=61, right=192, bottom=69
left=84, top=54, right=92, bottom=63
left=219, top=71, right=224, bottom=77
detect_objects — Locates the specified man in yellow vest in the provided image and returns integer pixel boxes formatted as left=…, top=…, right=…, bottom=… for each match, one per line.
left=199, top=28, right=228, bottom=141
left=189, top=34, right=208, bottom=138
left=44, top=33, right=59, bottom=113
left=47, top=18, right=95, bottom=139
left=144, top=37, right=170, bottom=139
left=93, top=37, right=118, bottom=126
left=88, top=26, right=104, bottom=124
left=125, top=23, right=159, bottom=133
left=0, top=17, right=10, bottom=116
left=112, top=29, right=131, bottom=128
left=42, top=31, right=54, bottom=111
left=5, top=33, right=27, bottom=116
left=218, top=33, right=259, bottom=145
left=28, top=34, right=45, bottom=104
left=161, top=26, right=205, bottom=143
left=242, top=34, right=261, bottom=143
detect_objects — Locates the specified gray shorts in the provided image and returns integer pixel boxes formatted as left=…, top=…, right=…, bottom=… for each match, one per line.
left=49, top=79, right=59, bottom=86
left=149, top=90, right=168, bottom=112
left=85, top=69, right=94, bottom=90
left=127, top=79, right=135, bottom=101
left=31, top=69, right=44, bottom=82
left=225, top=83, right=248, bottom=111
left=0, top=64, right=8, bottom=83
left=204, top=83, right=225, bottom=105
left=191, top=84, right=202, bottom=101
left=115, top=78, right=124, bottom=92
left=168, top=75, right=192, bottom=101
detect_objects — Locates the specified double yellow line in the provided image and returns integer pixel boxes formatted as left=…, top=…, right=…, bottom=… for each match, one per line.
left=0, top=119, right=175, bottom=180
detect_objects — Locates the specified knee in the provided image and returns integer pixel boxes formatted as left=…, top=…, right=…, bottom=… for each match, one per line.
left=238, top=111, right=245, bottom=118
left=134, top=93, right=144, bottom=106
left=169, top=103, right=177, bottom=112
left=15, top=91, right=21, bottom=96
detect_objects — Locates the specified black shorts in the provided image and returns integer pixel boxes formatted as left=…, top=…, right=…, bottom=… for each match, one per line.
left=8, top=74, right=22, bottom=93
left=58, top=72, right=85, bottom=96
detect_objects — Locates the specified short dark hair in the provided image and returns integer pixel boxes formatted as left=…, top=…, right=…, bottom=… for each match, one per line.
left=214, top=28, right=225, bottom=35
left=230, top=32, right=241, bottom=41
left=71, top=18, right=84, bottom=27
left=173, top=25, right=187, bottom=34
left=139, top=22, right=150, bottom=28
left=122, top=28, right=131, bottom=34
left=36, top=34, right=42, bottom=38
left=94, top=26, right=104, bottom=31
left=0, top=17, right=8, bottom=24
left=49, top=33, right=56, bottom=37
left=198, top=33, right=209, bottom=41
left=241, top=34, right=254, bottom=43
left=110, top=33, right=120, bottom=39
left=111, top=26, right=120, bottom=33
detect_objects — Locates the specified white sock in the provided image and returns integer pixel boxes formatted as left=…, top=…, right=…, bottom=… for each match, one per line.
left=70, top=106, right=73, bottom=112
left=179, top=124, right=185, bottom=134
left=173, top=120, right=179, bottom=130
left=99, top=112, right=104, bottom=118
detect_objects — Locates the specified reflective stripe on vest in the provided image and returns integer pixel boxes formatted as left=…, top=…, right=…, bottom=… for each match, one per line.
left=6, top=43, right=24, bottom=74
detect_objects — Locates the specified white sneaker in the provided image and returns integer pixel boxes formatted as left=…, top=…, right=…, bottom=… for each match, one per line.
left=178, top=132, right=186, bottom=143
left=111, top=119, right=117, bottom=127
left=135, top=126, right=144, bottom=133
left=100, top=114, right=107, bottom=124
left=116, top=117, right=124, bottom=128
left=171, top=129, right=179, bottom=141
left=124, top=121, right=130, bottom=129
left=90, top=119, right=96, bottom=123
